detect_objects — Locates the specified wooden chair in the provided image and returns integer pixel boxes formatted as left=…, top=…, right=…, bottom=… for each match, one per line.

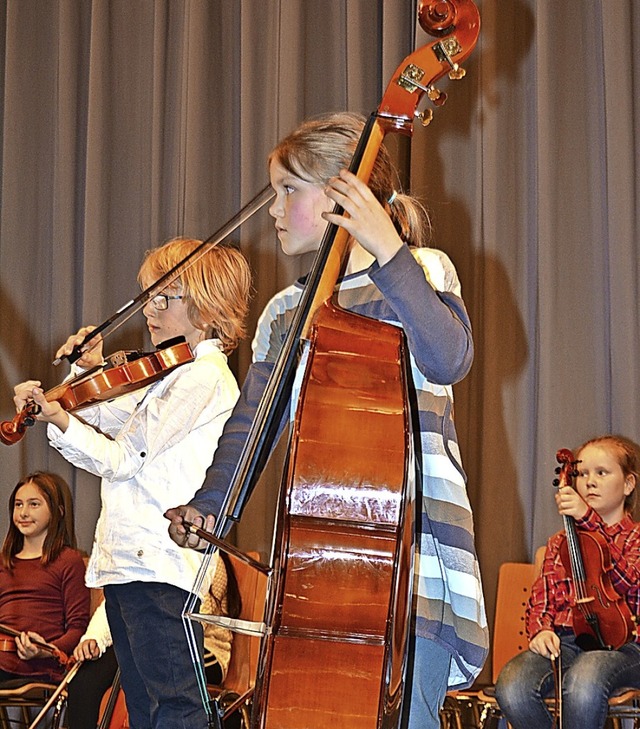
left=473, top=561, right=538, bottom=728
left=0, top=681, right=68, bottom=729
left=207, top=551, right=268, bottom=729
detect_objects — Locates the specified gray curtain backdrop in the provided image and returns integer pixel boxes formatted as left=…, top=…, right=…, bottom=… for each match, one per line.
left=0, top=0, right=637, bottom=684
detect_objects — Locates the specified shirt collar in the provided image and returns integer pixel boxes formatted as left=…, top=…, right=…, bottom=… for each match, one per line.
left=193, top=338, right=224, bottom=359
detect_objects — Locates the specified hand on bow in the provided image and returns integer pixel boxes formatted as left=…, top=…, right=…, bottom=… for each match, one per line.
left=73, top=638, right=100, bottom=663
left=165, top=505, right=216, bottom=551
left=529, top=629, right=560, bottom=660
left=55, top=325, right=104, bottom=371
left=16, top=631, right=63, bottom=662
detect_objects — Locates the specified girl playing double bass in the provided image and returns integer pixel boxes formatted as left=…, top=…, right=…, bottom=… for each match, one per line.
left=166, top=112, right=488, bottom=729
left=496, top=434, right=640, bottom=729
left=12, top=238, right=252, bottom=729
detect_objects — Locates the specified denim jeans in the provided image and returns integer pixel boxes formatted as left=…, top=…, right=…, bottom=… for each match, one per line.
left=104, top=582, right=208, bottom=729
left=495, top=635, right=640, bottom=729
left=402, top=636, right=452, bottom=729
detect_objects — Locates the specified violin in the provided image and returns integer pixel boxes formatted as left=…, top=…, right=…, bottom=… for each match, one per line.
left=554, top=448, right=636, bottom=650
left=0, top=621, right=69, bottom=666
left=98, top=670, right=129, bottom=729
left=0, top=337, right=193, bottom=446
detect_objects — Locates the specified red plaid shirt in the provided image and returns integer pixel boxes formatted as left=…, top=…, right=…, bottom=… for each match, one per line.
left=526, top=509, right=640, bottom=641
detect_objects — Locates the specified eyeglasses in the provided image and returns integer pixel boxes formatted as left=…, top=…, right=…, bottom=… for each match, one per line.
left=149, top=294, right=184, bottom=311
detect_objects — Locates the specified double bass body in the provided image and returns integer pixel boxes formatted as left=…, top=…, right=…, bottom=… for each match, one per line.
left=253, top=303, right=415, bottom=729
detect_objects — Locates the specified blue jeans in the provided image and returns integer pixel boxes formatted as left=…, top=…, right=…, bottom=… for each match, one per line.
left=104, top=582, right=208, bottom=729
left=402, top=636, right=452, bottom=729
left=495, top=635, right=640, bottom=729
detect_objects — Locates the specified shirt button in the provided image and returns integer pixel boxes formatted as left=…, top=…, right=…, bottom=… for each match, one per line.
left=137, top=550, right=144, bottom=557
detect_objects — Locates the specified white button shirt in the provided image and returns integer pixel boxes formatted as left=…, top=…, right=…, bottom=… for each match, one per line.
left=47, top=339, right=238, bottom=597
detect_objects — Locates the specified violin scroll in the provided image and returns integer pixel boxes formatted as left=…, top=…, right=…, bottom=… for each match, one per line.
left=553, top=448, right=579, bottom=489
left=0, top=402, right=41, bottom=445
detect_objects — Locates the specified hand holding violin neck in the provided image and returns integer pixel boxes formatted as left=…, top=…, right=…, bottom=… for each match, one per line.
left=0, top=400, right=41, bottom=445
left=0, top=623, right=69, bottom=665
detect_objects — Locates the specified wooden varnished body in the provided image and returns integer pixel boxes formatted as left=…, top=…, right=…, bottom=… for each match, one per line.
left=252, top=303, right=415, bottom=729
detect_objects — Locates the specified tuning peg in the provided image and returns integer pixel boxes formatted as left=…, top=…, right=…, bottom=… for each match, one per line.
left=416, top=109, right=434, bottom=127
left=449, top=64, right=466, bottom=80
left=554, top=466, right=561, bottom=474
left=428, top=87, right=447, bottom=107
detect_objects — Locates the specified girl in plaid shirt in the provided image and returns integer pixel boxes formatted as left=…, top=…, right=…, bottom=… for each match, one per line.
left=496, top=434, right=640, bottom=729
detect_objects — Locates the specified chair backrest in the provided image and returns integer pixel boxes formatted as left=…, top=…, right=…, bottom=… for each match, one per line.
left=491, top=561, right=538, bottom=683
left=222, top=552, right=268, bottom=696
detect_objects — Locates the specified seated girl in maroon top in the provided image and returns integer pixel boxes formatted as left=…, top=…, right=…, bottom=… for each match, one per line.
left=0, top=471, right=90, bottom=683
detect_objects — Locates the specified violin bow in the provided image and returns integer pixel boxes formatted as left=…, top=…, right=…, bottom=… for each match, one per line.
left=551, top=652, right=563, bottom=729
left=26, top=659, right=82, bottom=729
left=54, top=184, right=274, bottom=367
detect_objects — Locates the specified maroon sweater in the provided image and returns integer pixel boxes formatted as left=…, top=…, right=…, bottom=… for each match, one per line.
left=0, top=546, right=90, bottom=681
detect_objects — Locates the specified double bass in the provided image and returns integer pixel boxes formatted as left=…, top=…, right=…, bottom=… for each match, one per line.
left=185, top=3, right=481, bottom=728
left=97, top=670, right=129, bottom=729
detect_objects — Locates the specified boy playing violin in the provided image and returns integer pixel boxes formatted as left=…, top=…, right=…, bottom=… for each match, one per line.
left=12, top=238, right=251, bottom=729
left=496, top=434, right=640, bottom=729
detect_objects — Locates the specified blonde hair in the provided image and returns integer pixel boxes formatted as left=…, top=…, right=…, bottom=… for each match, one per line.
left=269, top=112, right=432, bottom=248
left=577, top=434, right=640, bottom=515
left=138, top=238, right=252, bottom=354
